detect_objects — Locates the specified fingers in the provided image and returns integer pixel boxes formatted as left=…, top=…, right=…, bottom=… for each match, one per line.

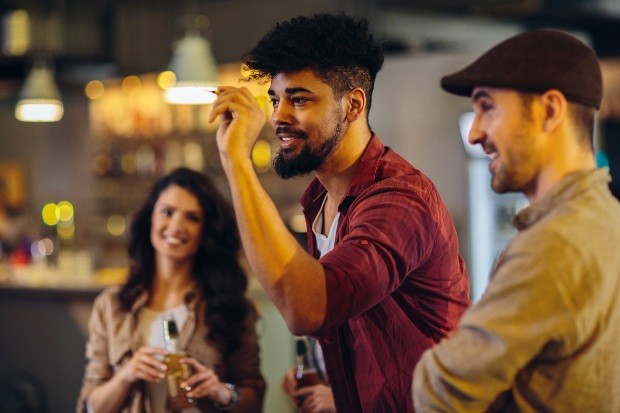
left=294, top=385, right=316, bottom=398
left=282, top=367, right=298, bottom=396
left=185, top=373, right=220, bottom=399
left=159, top=356, right=228, bottom=403
left=122, top=346, right=167, bottom=383
left=208, top=86, right=265, bottom=124
left=134, top=361, right=166, bottom=383
left=300, top=385, right=336, bottom=413
left=179, top=358, right=220, bottom=399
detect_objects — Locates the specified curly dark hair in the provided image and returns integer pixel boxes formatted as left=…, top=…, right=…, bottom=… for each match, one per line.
left=119, top=167, right=251, bottom=352
left=241, top=12, right=384, bottom=115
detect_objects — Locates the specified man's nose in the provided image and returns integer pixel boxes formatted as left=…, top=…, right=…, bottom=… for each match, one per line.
left=271, top=101, right=292, bottom=127
left=468, top=115, right=484, bottom=145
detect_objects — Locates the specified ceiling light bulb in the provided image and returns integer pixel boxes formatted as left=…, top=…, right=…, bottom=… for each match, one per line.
left=15, top=56, right=64, bottom=122
left=164, top=33, right=218, bottom=105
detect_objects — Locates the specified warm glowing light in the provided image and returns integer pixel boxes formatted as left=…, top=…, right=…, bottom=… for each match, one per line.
left=15, top=100, right=64, bottom=122
left=157, top=71, right=176, bottom=89
left=255, top=95, right=269, bottom=110
left=85, top=80, right=105, bottom=100
left=3, top=9, right=30, bottom=55
left=121, top=152, right=137, bottom=175
left=57, top=200, right=74, bottom=222
left=240, top=64, right=252, bottom=79
left=183, top=141, right=204, bottom=171
left=35, top=238, right=55, bottom=256
left=164, top=86, right=217, bottom=104
left=165, top=33, right=219, bottom=105
left=106, top=214, right=126, bottom=236
left=42, top=203, right=60, bottom=226
left=289, top=214, right=307, bottom=233
left=122, top=76, right=141, bottom=95
left=194, top=15, right=211, bottom=29
left=251, top=140, right=272, bottom=173
left=57, top=221, right=75, bottom=240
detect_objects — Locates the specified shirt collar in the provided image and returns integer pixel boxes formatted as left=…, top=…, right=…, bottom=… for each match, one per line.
left=512, top=168, right=611, bottom=230
left=300, top=133, right=384, bottom=212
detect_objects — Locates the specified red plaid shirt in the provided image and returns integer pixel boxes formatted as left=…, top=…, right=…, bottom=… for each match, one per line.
left=302, top=135, right=470, bottom=413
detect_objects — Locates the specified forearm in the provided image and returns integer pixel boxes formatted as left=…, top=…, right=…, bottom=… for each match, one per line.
left=222, top=157, right=326, bottom=334
left=87, top=373, right=133, bottom=413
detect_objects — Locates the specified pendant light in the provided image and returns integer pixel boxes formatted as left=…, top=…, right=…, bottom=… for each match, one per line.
left=164, top=15, right=218, bottom=105
left=15, top=54, right=64, bottom=122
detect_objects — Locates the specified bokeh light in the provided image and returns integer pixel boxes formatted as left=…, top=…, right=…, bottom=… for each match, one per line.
left=85, top=80, right=105, bottom=100
left=57, top=220, right=75, bottom=240
left=57, top=200, right=74, bottom=222
left=42, top=203, right=60, bottom=226
left=34, top=238, right=54, bottom=256
left=122, top=75, right=141, bottom=95
left=252, top=140, right=272, bottom=173
left=107, top=214, right=126, bottom=236
left=157, top=71, right=176, bottom=90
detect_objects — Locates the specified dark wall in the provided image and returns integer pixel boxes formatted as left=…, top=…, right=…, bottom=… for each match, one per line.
left=0, top=290, right=97, bottom=413
left=603, top=119, right=620, bottom=200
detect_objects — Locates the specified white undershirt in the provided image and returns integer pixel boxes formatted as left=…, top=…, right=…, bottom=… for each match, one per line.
left=312, top=194, right=341, bottom=257
left=139, top=304, right=194, bottom=413
left=310, top=194, right=340, bottom=378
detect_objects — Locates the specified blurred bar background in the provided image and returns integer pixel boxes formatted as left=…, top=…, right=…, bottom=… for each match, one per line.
left=1, top=1, right=620, bottom=411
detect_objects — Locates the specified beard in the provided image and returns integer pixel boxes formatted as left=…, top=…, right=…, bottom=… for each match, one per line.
left=490, top=140, right=536, bottom=195
left=273, top=120, right=344, bottom=180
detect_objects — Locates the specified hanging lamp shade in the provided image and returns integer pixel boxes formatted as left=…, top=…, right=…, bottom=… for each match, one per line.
left=164, top=32, right=219, bottom=105
left=15, top=56, right=64, bottom=122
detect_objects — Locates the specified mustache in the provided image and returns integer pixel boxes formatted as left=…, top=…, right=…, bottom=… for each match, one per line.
left=276, top=126, right=308, bottom=139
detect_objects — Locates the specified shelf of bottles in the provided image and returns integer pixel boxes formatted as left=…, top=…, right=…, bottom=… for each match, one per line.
left=85, top=64, right=309, bottom=269
left=87, top=70, right=219, bottom=268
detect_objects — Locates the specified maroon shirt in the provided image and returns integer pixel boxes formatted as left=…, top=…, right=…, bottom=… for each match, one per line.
left=302, top=135, right=470, bottom=413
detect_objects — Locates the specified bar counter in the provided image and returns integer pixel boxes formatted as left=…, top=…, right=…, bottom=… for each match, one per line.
left=0, top=265, right=294, bottom=413
left=0, top=266, right=121, bottom=413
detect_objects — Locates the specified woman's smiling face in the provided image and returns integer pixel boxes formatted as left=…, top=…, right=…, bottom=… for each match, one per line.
left=150, top=184, right=204, bottom=263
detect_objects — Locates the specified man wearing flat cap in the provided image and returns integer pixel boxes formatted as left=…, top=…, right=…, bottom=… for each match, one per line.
left=413, top=29, right=620, bottom=412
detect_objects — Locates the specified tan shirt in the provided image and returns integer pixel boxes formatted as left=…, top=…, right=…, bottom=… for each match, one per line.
left=414, top=168, right=620, bottom=412
left=76, top=286, right=265, bottom=413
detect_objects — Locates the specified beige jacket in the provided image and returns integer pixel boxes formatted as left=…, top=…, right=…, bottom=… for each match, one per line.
left=76, top=286, right=265, bottom=413
left=414, top=168, right=620, bottom=412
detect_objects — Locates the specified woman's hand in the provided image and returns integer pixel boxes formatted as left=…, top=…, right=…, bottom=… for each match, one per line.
left=117, top=346, right=167, bottom=384
left=181, top=357, right=233, bottom=405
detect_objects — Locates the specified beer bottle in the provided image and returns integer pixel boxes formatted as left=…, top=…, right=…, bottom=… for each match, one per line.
left=295, top=337, right=321, bottom=388
left=162, top=313, right=194, bottom=410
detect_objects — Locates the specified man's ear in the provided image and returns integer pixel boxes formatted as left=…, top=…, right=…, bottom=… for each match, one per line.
left=345, top=88, right=366, bottom=122
left=541, top=89, right=567, bottom=133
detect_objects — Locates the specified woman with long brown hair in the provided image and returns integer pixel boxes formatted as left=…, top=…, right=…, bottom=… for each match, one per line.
left=77, top=167, right=265, bottom=412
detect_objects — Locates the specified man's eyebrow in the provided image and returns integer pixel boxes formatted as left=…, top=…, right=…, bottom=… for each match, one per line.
left=471, top=89, right=490, bottom=102
left=268, top=87, right=313, bottom=95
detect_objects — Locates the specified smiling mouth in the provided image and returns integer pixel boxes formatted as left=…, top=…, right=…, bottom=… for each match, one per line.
left=164, top=235, right=185, bottom=245
left=276, top=125, right=306, bottom=140
left=482, top=144, right=498, bottom=161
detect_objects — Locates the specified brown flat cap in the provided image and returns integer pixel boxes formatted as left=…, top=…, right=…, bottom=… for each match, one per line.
left=441, top=28, right=603, bottom=109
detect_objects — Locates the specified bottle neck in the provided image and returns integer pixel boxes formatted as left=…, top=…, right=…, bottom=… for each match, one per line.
left=296, top=352, right=316, bottom=378
left=165, top=338, right=179, bottom=353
